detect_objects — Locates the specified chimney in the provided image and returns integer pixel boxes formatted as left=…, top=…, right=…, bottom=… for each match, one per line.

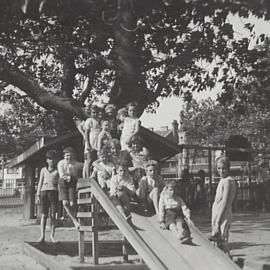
left=172, top=120, right=179, bottom=144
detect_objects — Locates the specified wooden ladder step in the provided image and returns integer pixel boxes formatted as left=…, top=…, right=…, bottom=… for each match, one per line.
left=77, top=198, right=93, bottom=204
left=77, top=212, right=93, bottom=218
left=78, top=187, right=92, bottom=194
left=79, top=226, right=95, bottom=232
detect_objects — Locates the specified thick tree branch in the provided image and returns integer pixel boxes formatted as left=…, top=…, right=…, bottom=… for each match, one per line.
left=0, top=56, right=87, bottom=120
left=143, top=52, right=193, bottom=72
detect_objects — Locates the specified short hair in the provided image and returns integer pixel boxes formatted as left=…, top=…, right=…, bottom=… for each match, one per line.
left=90, top=105, right=99, bottom=112
left=145, top=160, right=158, bottom=169
left=126, top=102, right=138, bottom=109
left=128, top=134, right=143, bottom=147
left=116, top=160, right=129, bottom=169
left=63, top=147, right=75, bottom=154
left=46, top=150, right=57, bottom=159
left=165, top=180, right=177, bottom=188
left=110, top=139, right=121, bottom=148
left=216, top=156, right=230, bottom=168
left=105, top=104, right=116, bottom=113
left=98, top=147, right=110, bottom=157
left=117, top=107, right=128, bottom=118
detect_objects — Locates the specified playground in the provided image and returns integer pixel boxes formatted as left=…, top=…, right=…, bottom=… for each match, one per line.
left=1, top=206, right=270, bottom=270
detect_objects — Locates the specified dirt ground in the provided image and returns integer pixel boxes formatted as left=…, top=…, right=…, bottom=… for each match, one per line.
left=0, top=207, right=46, bottom=270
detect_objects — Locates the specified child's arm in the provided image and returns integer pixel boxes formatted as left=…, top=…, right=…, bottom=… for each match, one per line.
left=77, top=120, right=85, bottom=137
left=97, top=131, right=103, bottom=152
left=36, top=168, right=45, bottom=197
left=136, top=176, right=146, bottom=198
left=179, top=197, right=191, bottom=220
left=84, top=119, right=92, bottom=151
left=159, top=195, right=166, bottom=229
left=125, top=176, right=136, bottom=194
left=92, top=159, right=106, bottom=173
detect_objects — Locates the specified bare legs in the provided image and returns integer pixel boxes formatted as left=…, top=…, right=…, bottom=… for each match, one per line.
left=62, top=200, right=81, bottom=229
left=37, top=213, right=57, bottom=243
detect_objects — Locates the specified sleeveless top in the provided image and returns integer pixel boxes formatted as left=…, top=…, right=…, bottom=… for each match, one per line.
left=40, top=167, right=59, bottom=191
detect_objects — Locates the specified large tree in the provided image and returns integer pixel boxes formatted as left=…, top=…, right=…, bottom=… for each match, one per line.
left=0, top=0, right=269, bottom=133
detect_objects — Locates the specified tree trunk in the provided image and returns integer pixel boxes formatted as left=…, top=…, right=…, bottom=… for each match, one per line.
left=109, top=0, right=150, bottom=115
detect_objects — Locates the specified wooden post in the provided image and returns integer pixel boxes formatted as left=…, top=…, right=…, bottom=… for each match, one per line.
left=78, top=231, right=85, bottom=263
left=91, top=196, right=99, bottom=265
left=208, top=147, right=213, bottom=208
left=23, top=162, right=36, bottom=219
left=122, top=236, right=128, bottom=262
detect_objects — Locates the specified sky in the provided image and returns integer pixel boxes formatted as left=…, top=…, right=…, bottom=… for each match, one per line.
left=141, top=15, right=270, bottom=130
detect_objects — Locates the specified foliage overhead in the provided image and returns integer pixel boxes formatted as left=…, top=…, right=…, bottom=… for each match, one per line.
left=0, top=91, right=57, bottom=155
left=0, top=0, right=269, bottom=132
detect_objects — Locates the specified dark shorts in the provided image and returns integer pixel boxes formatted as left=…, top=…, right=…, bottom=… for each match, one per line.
left=40, top=190, right=58, bottom=216
left=58, top=178, right=77, bottom=202
left=164, top=208, right=184, bottom=229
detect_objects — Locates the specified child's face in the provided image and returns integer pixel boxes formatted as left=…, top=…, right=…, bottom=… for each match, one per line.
left=102, top=121, right=110, bottom=131
left=91, top=109, right=98, bottom=119
left=119, top=114, right=126, bottom=122
left=217, top=162, right=229, bottom=178
left=106, top=108, right=115, bottom=118
left=167, top=185, right=175, bottom=198
left=128, top=106, right=137, bottom=118
left=117, top=166, right=127, bottom=178
left=64, top=152, right=73, bottom=163
left=131, top=141, right=141, bottom=152
left=46, top=157, right=56, bottom=167
left=99, top=154, right=108, bottom=163
left=110, top=144, right=120, bottom=156
left=146, top=165, right=156, bottom=178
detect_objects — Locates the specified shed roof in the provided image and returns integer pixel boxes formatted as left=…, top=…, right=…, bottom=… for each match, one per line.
left=9, top=126, right=182, bottom=167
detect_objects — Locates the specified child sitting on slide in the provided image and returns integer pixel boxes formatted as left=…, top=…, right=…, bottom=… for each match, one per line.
left=109, top=162, right=136, bottom=221
left=137, top=160, right=164, bottom=216
left=91, top=147, right=115, bottom=191
left=159, top=180, right=192, bottom=243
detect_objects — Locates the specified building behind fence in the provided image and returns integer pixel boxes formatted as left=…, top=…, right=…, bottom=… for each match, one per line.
left=0, top=165, right=24, bottom=206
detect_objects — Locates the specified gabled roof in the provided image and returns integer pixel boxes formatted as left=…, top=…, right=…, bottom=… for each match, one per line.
left=9, top=126, right=182, bottom=167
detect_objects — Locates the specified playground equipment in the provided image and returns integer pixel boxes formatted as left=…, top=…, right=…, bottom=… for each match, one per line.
left=76, top=178, right=240, bottom=270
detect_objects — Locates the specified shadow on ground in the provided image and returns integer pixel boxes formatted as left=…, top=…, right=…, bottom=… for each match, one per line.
left=28, top=240, right=137, bottom=258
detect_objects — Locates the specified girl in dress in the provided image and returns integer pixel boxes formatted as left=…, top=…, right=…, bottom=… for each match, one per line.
left=210, top=157, right=237, bottom=251
left=120, top=102, right=140, bottom=150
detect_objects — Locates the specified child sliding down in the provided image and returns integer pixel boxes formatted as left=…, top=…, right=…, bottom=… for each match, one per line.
left=109, top=162, right=136, bottom=221
left=159, top=180, right=192, bottom=243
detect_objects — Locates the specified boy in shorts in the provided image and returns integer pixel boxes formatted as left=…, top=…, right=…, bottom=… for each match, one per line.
left=37, top=150, right=59, bottom=243
left=58, top=147, right=83, bottom=229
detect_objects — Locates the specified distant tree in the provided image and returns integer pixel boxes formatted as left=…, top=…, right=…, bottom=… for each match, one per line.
left=0, top=91, right=56, bottom=156
left=179, top=98, right=270, bottom=151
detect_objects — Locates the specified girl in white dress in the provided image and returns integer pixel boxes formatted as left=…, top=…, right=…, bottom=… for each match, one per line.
left=120, top=102, right=140, bottom=150
left=210, top=157, right=237, bottom=249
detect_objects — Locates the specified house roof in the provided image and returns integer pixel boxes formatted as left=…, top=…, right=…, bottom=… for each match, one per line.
left=9, top=126, right=182, bottom=167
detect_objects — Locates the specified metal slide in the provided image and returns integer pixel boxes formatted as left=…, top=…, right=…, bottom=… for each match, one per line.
left=90, top=179, right=240, bottom=270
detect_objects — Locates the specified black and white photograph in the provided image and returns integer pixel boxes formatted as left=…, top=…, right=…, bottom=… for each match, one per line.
left=1, top=1, right=270, bottom=269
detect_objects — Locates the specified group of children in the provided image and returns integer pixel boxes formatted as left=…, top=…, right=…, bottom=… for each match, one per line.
left=77, top=102, right=193, bottom=243
left=37, top=101, right=237, bottom=248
